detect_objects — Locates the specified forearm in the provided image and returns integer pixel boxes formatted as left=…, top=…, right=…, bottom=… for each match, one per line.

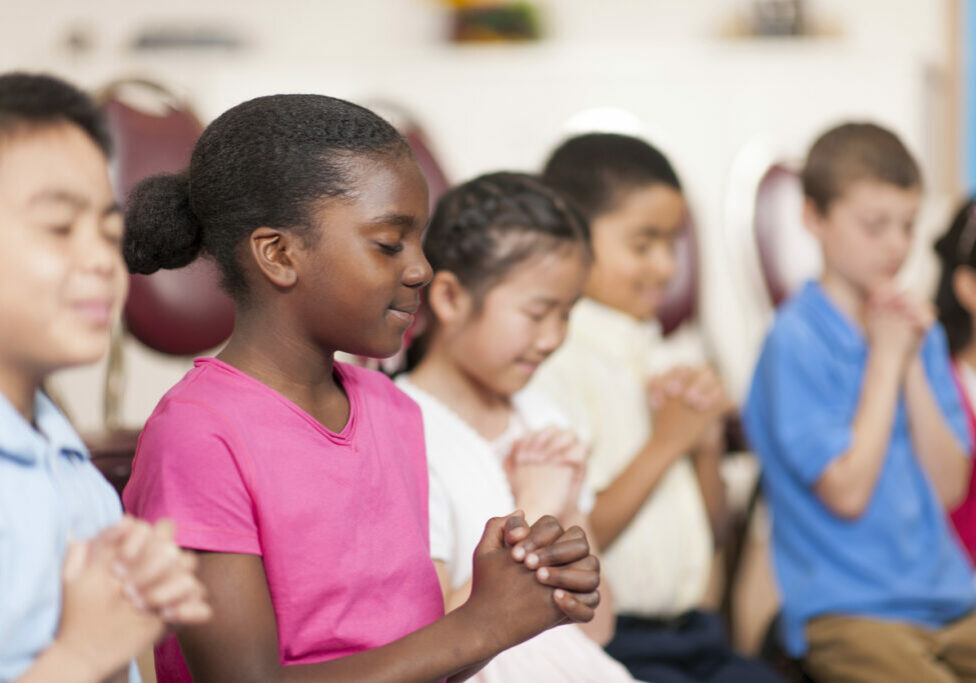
left=589, top=437, right=682, bottom=550
left=194, top=607, right=497, bottom=683
left=814, top=348, right=904, bottom=519
left=692, top=425, right=729, bottom=546
left=14, top=642, right=109, bottom=683
left=904, top=358, right=970, bottom=506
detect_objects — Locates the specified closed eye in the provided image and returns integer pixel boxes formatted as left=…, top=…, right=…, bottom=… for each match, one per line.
left=376, top=242, right=403, bottom=255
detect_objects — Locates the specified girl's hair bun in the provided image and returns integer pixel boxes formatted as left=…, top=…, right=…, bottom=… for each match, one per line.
left=123, top=170, right=203, bottom=274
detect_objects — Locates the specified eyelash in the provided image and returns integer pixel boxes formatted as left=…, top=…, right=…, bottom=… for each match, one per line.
left=377, top=242, right=403, bottom=255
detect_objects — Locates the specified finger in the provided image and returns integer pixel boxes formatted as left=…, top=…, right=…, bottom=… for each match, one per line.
left=552, top=588, right=596, bottom=623
left=477, top=514, right=516, bottom=556
left=163, top=599, right=213, bottom=625
left=62, top=541, right=90, bottom=581
left=143, top=573, right=205, bottom=612
left=535, top=566, right=600, bottom=593
left=117, top=518, right=154, bottom=564
left=524, top=534, right=591, bottom=569
left=502, top=511, right=530, bottom=546
left=511, top=515, right=564, bottom=562
left=567, top=590, right=600, bottom=608
left=124, top=538, right=184, bottom=592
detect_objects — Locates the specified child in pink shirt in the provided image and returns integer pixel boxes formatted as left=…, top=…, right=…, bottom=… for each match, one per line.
left=122, top=93, right=601, bottom=683
left=933, top=198, right=976, bottom=565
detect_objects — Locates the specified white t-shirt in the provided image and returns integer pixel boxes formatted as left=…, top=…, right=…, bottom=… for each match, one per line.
left=396, top=377, right=635, bottom=683
left=528, top=297, right=714, bottom=618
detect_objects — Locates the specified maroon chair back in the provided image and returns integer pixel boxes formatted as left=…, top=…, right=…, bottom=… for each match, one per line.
left=101, top=80, right=234, bottom=354
left=658, top=215, right=699, bottom=335
left=753, top=163, right=819, bottom=307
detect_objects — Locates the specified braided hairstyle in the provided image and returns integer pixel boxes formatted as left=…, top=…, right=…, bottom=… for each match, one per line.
left=424, top=171, right=590, bottom=301
left=123, top=94, right=411, bottom=301
left=934, top=197, right=976, bottom=354
left=542, top=133, right=680, bottom=221
left=0, top=72, right=111, bottom=155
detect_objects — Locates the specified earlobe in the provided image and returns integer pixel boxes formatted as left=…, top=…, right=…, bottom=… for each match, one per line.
left=249, top=227, right=298, bottom=288
left=426, top=271, right=472, bottom=328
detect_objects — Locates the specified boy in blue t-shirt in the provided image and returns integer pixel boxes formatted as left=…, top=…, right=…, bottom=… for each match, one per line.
left=744, top=122, right=976, bottom=682
left=0, top=73, right=210, bottom=683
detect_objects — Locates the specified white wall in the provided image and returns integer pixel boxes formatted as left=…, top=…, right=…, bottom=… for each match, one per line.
left=0, top=0, right=956, bottom=427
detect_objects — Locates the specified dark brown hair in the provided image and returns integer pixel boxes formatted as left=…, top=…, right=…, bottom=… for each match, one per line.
left=802, top=122, right=921, bottom=215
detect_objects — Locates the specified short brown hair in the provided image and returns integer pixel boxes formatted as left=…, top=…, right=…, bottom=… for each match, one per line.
left=801, top=122, right=921, bottom=214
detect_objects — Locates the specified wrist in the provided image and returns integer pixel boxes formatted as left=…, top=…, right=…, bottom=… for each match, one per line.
left=44, top=637, right=107, bottom=683
left=449, top=601, right=499, bottom=661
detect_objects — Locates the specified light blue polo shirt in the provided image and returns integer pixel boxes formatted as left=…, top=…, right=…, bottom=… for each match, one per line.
left=744, top=281, right=976, bottom=657
left=0, top=389, right=139, bottom=682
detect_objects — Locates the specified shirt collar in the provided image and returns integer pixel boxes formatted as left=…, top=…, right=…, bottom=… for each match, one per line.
left=0, top=390, right=89, bottom=465
left=796, top=280, right=866, bottom=355
left=569, top=297, right=662, bottom=364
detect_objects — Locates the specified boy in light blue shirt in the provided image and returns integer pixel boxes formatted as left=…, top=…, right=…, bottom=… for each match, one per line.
left=0, top=73, right=210, bottom=683
left=744, top=123, right=976, bottom=682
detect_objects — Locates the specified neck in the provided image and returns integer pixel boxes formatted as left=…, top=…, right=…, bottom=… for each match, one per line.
left=409, top=338, right=512, bottom=440
left=217, top=306, right=347, bottom=429
left=819, top=269, right=867, bottom=327
left=0, top=359, right=42, bottom=423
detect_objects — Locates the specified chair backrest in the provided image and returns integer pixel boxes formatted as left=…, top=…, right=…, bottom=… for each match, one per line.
left=754, top=163, right=820, bottom=307
left=100, top=79, right=234, bottom=355
left=658, top=214, right=699, bottom=335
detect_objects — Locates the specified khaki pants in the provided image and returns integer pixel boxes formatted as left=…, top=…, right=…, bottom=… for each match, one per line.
left=804, top=612, right=976, bottom=683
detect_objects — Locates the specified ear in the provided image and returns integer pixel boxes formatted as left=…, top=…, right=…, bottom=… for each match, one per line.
left=426, top=271, right=474, bottom=331
left=953, top=266, right=976, bottom=315
left=249, top=227, right=299, bottom=289
left=802, top=197, right=827, bottom=239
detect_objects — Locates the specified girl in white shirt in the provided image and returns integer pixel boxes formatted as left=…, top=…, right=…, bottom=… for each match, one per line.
left=398, top=171, right=640, bottom=683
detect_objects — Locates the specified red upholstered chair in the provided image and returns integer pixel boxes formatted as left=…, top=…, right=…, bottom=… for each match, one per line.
left=85, top=80, right=234, bottom=494
left=658, top=214, right=699, bottom=335
left=753, top=163, right=819, bottom=308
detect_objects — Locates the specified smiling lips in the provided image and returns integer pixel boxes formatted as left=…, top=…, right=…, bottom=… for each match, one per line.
left=387, top=301, right=419, bottom=323
left=72, top=299, right=113, bottom=327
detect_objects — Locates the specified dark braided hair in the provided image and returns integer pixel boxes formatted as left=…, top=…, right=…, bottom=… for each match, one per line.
left=405, top=172, right=590, bottom=370
left=424, top=171, right=590, bottom=301
left=0, top=72, right=111, bottom=155
left=542, top=133, right=681, bottom=221
left=935, top=197, right=976, bottom=354
left=123, top=94, right=411, bottom=300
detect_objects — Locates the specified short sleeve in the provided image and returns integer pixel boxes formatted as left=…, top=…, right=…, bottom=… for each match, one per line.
left=744, top=323, right=853, bottom=486
left=123, top=399, right=261, bottom=555
left=921, top=325, right=972, bottom=456
left=428, top=469, right=454, bottom=563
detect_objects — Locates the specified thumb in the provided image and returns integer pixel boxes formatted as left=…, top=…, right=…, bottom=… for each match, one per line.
left=62, top=541, right=90, bottom=582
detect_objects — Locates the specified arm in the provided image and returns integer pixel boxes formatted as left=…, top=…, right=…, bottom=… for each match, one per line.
left=904, top=357, right=970, bottom=507
left=179, top=515, right=600, bottom=683
left=812, top=345, right=905, bottom=519
left=691, top=421, right=730, bottom=547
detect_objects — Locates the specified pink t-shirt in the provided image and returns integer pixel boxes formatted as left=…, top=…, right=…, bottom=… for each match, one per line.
left=123, top=358, right=444, bottom=682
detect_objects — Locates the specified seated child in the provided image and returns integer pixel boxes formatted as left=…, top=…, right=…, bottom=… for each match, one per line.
left=743, top=122, right=976, bottom=682
left=397, top=171, right=638, bottom=682
left=121, top=93, right=602, bottom=683
left=0, top=72, right=210, bottom=682
left=932, top=197, right=976, bottom=565
left=531, top=133, right=780, bottom=682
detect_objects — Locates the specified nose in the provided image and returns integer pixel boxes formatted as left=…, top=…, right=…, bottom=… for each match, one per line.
left=76, top=222, right=120, bottom=279
left=404, top=249, right=433, bottom=289
left=536, top=316, right=568, bottom=355
left=649, top=241, right=677, bottom=285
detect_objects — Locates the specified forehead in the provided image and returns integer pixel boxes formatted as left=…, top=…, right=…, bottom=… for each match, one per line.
left=833, top=179, right=921, bottom=211
left=487, top=245, right=589, bottom=298
left=327, top=152, right=429, bottom=224
left=596, top=183, right=686, bottom=235
left=0, top=123, right=112, bottom=209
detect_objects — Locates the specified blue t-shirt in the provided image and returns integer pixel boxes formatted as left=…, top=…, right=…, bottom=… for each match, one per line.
left=0, top=390, right=140, bottom=682
left=743, top=281, right=976, bottom=657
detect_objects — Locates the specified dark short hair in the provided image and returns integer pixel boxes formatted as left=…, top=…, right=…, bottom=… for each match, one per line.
left=934, top=197, right=976, bottom=354
left=802, top=122, right=920, bottom=215
left=0, top=72, right=111, bottom=155
left=122, top=93, right=411, bottom=300
left=542, top=133, right=681, bottom=221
